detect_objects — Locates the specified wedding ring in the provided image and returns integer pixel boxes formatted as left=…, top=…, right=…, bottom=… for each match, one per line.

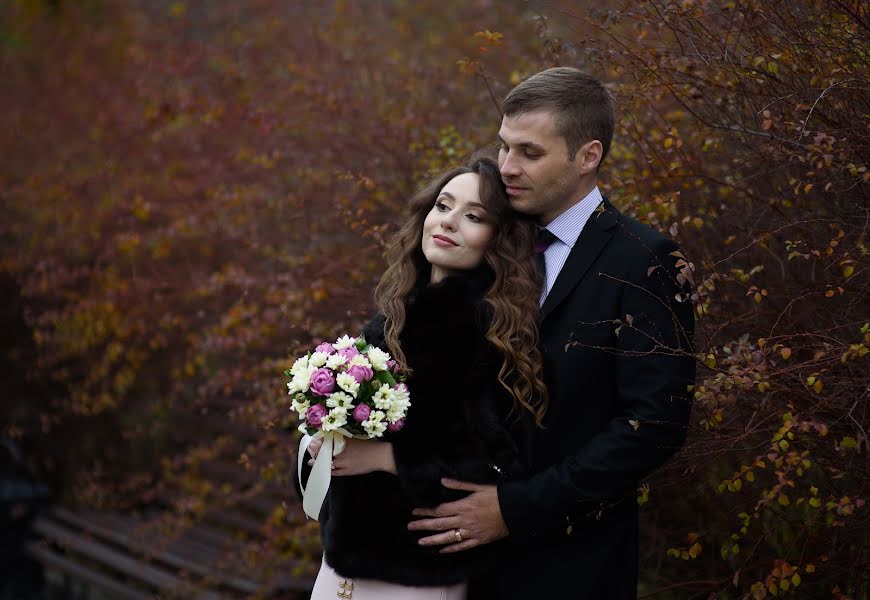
left=453, top=529, right=463, bottom=542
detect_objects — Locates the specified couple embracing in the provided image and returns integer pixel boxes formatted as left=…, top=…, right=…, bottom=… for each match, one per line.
left=299, top=67, right=696, bottom=599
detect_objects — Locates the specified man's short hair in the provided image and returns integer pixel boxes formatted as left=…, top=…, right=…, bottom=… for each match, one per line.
left=502, top=67, right=615, bottom=165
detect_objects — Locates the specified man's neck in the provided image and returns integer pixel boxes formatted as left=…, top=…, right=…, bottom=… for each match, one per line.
left=541, top=178, right=599, bottom=226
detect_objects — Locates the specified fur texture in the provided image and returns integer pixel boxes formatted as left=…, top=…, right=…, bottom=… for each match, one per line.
left=317, top=267, right=531, bottom=586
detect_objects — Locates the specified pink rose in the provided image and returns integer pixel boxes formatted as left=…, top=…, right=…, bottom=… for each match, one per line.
left=347, top=364, right=374, bottom=383
left=352, top=403, right=371, bottom=422
left=309, top=368, right=336, bottom=396
left=387, top=359, right=397, bottom=370
left=337, top=347, right=359, bottom=361
left=306, top=404, right=327, bottom=426
left=315, top=342, right=335, bottom=354
left=387, top=418, right=405, bottom=432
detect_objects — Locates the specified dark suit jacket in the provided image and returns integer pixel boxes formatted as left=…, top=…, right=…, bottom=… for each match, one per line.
left=487, top=199, right=695, bottom=599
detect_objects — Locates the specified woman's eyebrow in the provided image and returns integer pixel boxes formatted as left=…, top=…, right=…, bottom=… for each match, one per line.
left=438, top=192, right=487, bottom=211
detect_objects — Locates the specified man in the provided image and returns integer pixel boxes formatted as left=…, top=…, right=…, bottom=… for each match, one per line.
left=408, top=67, right=696, bottom=598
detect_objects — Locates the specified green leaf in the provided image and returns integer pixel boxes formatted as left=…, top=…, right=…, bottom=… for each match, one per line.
left=375, top=370, right=397, bottom=387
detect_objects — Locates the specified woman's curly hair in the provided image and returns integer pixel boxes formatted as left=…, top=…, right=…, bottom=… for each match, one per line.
left=373, top=156, right=548, bottom=425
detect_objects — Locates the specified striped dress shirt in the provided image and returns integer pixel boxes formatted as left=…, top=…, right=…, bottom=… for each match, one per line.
left=539, top=186, right=604, bottom=305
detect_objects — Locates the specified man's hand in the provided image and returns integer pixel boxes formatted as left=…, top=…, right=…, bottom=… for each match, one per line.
left=407, top=478, right=508, bottom=553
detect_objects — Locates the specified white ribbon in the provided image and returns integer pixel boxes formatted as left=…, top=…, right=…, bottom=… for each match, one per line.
left=297, top=427, right=351, bottom=521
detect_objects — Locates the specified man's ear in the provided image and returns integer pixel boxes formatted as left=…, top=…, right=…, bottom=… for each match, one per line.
left=575, top=140, right=604, bottom=174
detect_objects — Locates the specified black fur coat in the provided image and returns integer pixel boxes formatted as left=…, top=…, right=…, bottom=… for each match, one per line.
left=311, top=267, right=532, bottom=586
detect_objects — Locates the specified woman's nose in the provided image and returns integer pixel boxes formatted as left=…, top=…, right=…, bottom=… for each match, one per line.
left=440, top=210, right=458, bottom=230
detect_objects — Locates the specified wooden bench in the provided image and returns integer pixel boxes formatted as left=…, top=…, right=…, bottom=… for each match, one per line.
left=29, top=502, right=317, bottom=599
left=28, top=439, right=319, bottom=599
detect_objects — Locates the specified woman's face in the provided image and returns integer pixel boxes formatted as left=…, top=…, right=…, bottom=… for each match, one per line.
left=421, top=172, right=496, bottom=284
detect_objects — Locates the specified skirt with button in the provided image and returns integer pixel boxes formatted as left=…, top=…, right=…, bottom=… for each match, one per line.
left=309, top=556, right=468, bottom=600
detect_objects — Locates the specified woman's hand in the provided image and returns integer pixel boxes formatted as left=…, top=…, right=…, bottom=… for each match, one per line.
left=306, top=437, right=323, bottom=459
left=308, top=437, right=397, bottom=476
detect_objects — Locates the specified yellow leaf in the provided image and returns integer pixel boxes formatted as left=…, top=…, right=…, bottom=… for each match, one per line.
left=664, top=137, right=674, bottom=149
left=842, top=265, right=854, bottom=278
left=688, top=542, right=702, bottom=558
left=805, top=564, right=815, bottom=573
left=778, top=494, right=790, bottom=506
left=792, top=573, right=801, bottom=587
left=840, top=436, right=858, bottom=450
left=750, top=581, right=768, bottom=599
left=780, top=348, right=792, bottom=359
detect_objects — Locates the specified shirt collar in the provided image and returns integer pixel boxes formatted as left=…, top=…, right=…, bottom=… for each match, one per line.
left=543, top=186, right=603, bottom=249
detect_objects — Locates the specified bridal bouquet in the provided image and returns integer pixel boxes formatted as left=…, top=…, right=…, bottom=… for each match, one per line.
left=286, top=334, right=411, bottom=519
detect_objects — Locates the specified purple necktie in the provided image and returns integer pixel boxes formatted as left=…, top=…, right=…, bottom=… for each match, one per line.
left=534, top=228, right=557, bottom=279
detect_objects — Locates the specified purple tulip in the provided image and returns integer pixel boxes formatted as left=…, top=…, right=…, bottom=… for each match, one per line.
left=387, top=418, right=405, bottom=432
left=309, top=368, right=336, bottom=396
left=315, top=342, right=335, bottom=354
left=352, top=403, right=372, bottom=422
left=347, top=364, right=374, bottom=383
left=306, top=404, right=327, bottom=427
left=337, top=347, right=359, bottom=361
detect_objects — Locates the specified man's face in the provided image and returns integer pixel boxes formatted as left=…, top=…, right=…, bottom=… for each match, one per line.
left=497, top=110, right=587, bottom=225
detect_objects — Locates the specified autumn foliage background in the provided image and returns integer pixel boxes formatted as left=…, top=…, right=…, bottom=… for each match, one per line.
left=1, top=0, right=867, bottom=598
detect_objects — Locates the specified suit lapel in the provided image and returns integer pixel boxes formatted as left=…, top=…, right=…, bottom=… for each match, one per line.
left=540, top=199, right=619, bottom=321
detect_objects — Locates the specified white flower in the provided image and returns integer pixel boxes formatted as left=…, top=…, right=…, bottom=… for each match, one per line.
left=372, top=383, right=392, bottom=410
left=362, top=410, right=387, bottom=437
left=291, top=397, right=310, bottom=416
left=309, top=351, right=329, bottom=368
left=325, top=353, right=347, bottom=370
left=287, top=366, right=315, bottom=394
left=348, top=354, right=372, bottom=368
left=390, top=384, right=410, bottom=408
left=321, top=408, right=348, bottom=432
left=366, top=346, right=391, bottom=371
left=336, top=372, right=360, bottom=397
left=386, top=403, right=406, bottom=422
left=334, top=335, right=357, bottom=350
left=326, top=391, right=353, bottom=410
left=289, top=356, right=310, bottom=376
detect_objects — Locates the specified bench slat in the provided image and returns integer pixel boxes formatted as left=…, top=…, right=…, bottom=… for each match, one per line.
left=49, top=508, right=261, bottom=595
left=31, top=518, right=222, bottom=599
left=27, top=542, right=154, bottom=600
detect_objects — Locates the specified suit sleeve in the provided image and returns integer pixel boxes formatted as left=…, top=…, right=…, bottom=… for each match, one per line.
left=497, top=238, right=695, bottom=543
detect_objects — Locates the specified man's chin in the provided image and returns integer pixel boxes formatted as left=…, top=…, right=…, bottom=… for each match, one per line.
left=508, top=196, right=534, bottom=214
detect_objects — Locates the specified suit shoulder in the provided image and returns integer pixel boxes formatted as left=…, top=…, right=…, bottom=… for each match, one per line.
left=611, top=211, right=680, bottom=263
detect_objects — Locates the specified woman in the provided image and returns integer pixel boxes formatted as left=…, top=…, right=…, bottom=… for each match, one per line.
left=303, top=156, right=547, bottom=599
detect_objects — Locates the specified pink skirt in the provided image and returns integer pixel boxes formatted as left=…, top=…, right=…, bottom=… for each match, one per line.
left=310, top=556, right=468, bottom=600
